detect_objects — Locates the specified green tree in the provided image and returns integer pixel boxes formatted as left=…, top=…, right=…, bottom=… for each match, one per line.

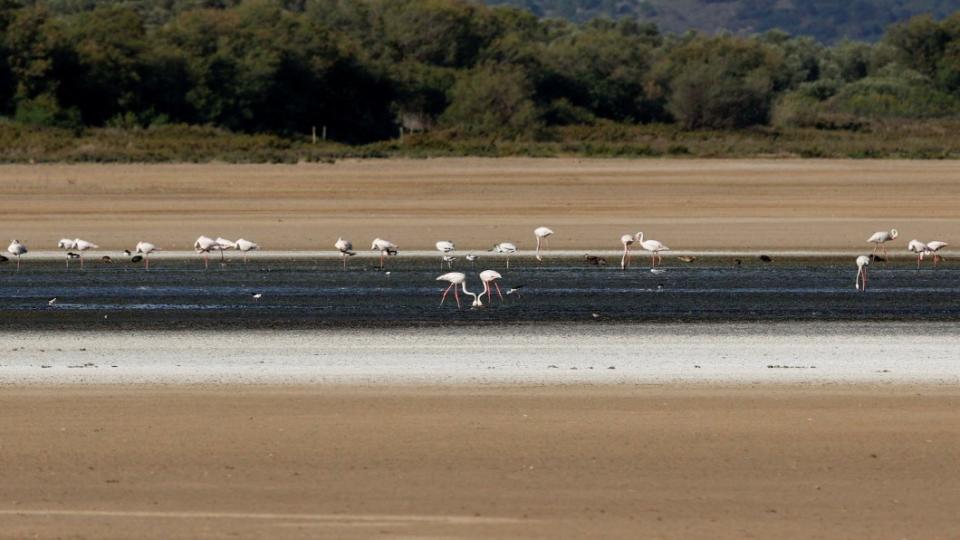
left=441, top=63, right=542, bottom=137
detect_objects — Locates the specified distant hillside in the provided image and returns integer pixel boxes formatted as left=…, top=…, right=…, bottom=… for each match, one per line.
left=482, top=0, right=959, bottom=42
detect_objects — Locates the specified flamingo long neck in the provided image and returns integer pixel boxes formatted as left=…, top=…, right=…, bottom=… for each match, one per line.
left=636, top=232, right=644, bottom=243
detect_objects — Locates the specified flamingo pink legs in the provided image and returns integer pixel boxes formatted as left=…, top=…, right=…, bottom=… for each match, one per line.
left=440, top=282, right=462, bottom=309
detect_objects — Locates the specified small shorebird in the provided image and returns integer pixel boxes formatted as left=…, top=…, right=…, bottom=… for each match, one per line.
left=335, top=238, right=356, bottom=269
left=855, top=255, right=870, bottom=292
left=442, top=255, right=457, bottom=269
left=436, top=240, right=456, bottom=269
left=867, top=229, right=898, bottom=260
left=620, top=234, right=635, bottom=270
left=634, top=232, right=669, bottom=268
left=465, top=254, right=478, bottom=267
left=194, top=236, right=218, bottom=269
left=135, top=241, right=158, bottom=269
left=58, top=238, right=75, bottom=268
left=534, top=226, right=553, bottom=263
left=436, top=271, right=481, bottom=309
left=7, top=240, right=27, bottom=270
left=73, top=239, right=98, bottom=269
left=371, top=238, right=398, bottom=269
left=490, top=242, right=518, bottom=269
left=479, top=269, right=504, bottom=304
left=235, top=238, right=259, bottom=262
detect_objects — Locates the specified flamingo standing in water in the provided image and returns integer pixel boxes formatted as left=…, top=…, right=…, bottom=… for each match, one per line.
left=371, top=238, right=398, bottom=269
left=195, top=235, right=218, bottom=269
left=925, top=241, right=948, bottom=266
left=7, top=240, right=27, bottom=270
left=534, top=227, right=553, bottom=263
left=490, top=242, right=518, bottom=269
left=135, top=241, right=158, bottom=269
left=620, top=234, right=635, bottom=270
left=215, top=237, right=236, bottom=262
left=335, top=237, right=355, bottom=269
left=436, top=272, right=481, bottom=309
left=855, top=255, right=870, bottom=291
left=636, top=232, right=669, bottom=268
left=907, top=240, right=927, bottom=270
left=235, top=238, right=259, bottom=262
left=479, top=270, right=504, bottom=304
left=73, top=238, right=98, bottom=269
left=436, top=240, right=456, bottom=270
left=867, top=229, right=898, bottom=260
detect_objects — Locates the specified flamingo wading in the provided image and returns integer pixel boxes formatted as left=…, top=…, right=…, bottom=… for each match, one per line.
left=534, top=227, right=553, bottom=263
left=371, top=238, right=398, bottom=269
left=867, top=229, right=898, bottom=260
left=491, top=242, right=518, bottom=269
left=436, top=272, right=481, bottom=309
left=855, top=255, right=870, bottom=292
left=479, top=270, right=504, bottom=305
left=335, top=237, right=355, bottom=269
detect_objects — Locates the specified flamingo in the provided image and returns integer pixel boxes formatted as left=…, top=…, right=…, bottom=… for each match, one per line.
left=534, top=226, right=553, bottom=263
left=235, top=238, right=258, bottom=262
left=215, top=237, right=236, bottom=262
left=925, top=241, right=948, bottom=267
left=855, top=255, right=870, bottom=292
left=636, top=232, right=669, bottom=268
left=907, top=240, right=926, bottom=270
left=371, top=238, right=398, bottom=269
left=436, top=240, right=456, bottom=269
left=479, top=270, right=504, bottom=304
left=436, top=272, right=481, bottom=309
left=7, top=240, right=27, bottom=270
left=58, top=238, right=76, bottom=269
left=335, top=237, right=355, bottom=269
left=72, top=238, right=98, bottom=269
left=135, top=241, right=158, bottom=269
left=867, top=229, right=898, bottom=260
left=490, top=242, right=518, bottom=269
left=194, top=235, right=218, bottom=269
left=620, top=234, right=635, bottom=270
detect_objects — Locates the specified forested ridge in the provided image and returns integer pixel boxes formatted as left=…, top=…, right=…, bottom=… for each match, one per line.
left=2, top=0, right=960, bottom=161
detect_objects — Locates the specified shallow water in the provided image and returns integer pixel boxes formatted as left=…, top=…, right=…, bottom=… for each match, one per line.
left=1, top=256, right=957, bottom=330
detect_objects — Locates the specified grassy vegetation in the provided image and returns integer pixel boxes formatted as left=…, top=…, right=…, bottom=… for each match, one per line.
left=3, top=120, right=959, bottom=163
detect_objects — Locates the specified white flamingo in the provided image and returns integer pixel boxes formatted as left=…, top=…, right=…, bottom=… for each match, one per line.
left=235, top=238, right=258, bottom=262
left=479, top=270, right=504, bottom=304
left=490, top=242, right=518, bottom=269
left=925, top=241, right=948, bottom=267
left=436, top=240, right=456, bottom=269
left=907, top=240, right=927, bottom=270
left=73, top=238, right=98, bottom=269
left=534, top=226, right=553, bottom=262
left=7, top=240, right=27, bottom=270
left=620, top=234, right=635, bottom=270
left=335, top=237, right=355, bottom=269
left=867, top=229, right=898, bottom=259
left=135, top=241, right=158, bottom=269
left=636, top=232, right=669, bottom=268
left=215, top=237, right=236, bottom=262
left=371, top=238, right=398, bottom=269
left=855, top=255, right=870, bottom=291
left=194, top=235, right=218, bottom=269
left=436, top=271, right=481, bottom=309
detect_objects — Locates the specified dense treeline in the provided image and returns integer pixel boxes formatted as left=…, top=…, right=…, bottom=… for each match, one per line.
left=1, top=0, right=959, bottom=150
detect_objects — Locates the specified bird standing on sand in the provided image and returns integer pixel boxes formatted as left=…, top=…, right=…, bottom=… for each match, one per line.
left=490, top=242, right=518, bottom=269
left=534, top=227, right=553, bottom=263
left=479, top=269, right=504, bottom=304
left=135, top=241, right=158, bottom=269
left=235, top=238, right=258, bottom=262
left=855, top=255, right=870, bottom=291
left=636, top=232, right=669, bottom=269
left=195, top=236, right=218, bottom=269
left=620, top=234, right=635, bottom=270
left=371, top=238, right=398, bottom=270
left=867, top=229, right=898, bottom=260
left=7, top=240, right=27, bottom=270
left=436, top=271, right=481, bottom=309
left=436, top=240, right=456, bottom=270
left=335, top=237, right=355, bottom=270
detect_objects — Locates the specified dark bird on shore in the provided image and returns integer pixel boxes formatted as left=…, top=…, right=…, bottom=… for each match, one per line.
left=677, top=256, right=696, bottom=263
left=66, top=252, right=80, bottom=260
left=759, top=254, right=773, bottom=262
left=131, top=255, right=144, bottom=263
left=0, top=255, right=7, bottom=263
left=584, top=254, right=607, bottom=266
left=101, top=256, right=112, bottom=263
left=734, top=258, right=742, bottom=266
left=123, top=249, right=132, bottom=256
left=870, top=255, right=887, bottom=263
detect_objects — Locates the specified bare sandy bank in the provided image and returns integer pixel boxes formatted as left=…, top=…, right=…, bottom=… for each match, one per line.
left=1, top=384, right=957, bottom=539
left=1, top=158, right=957, bottom=251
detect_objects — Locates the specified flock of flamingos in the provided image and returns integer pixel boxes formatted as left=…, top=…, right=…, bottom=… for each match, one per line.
left=1, top=226, right=950, bottom=308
